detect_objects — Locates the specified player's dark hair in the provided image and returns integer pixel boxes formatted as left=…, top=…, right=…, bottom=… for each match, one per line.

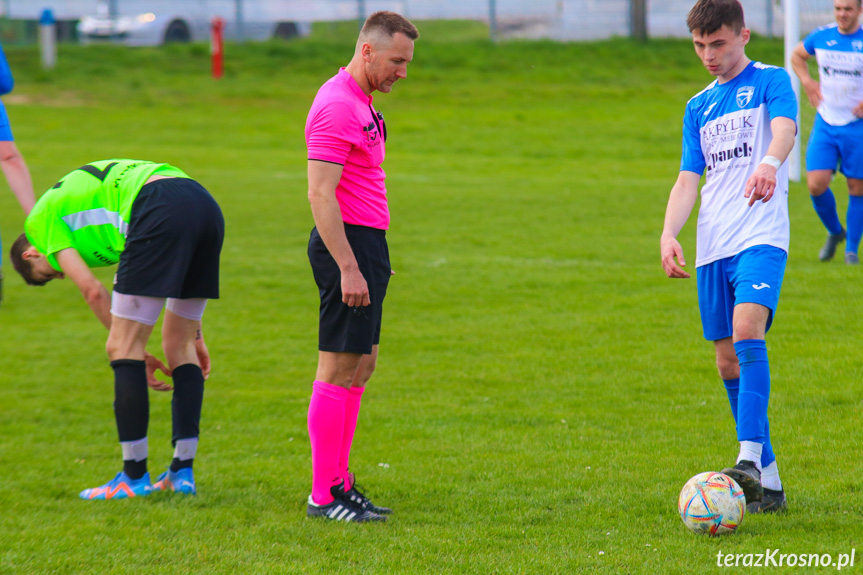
left=9, top=233, right=47, bottom=286
left=687, top=0, right=746, bottom=35
left=360, top=11, right=419, bottom=41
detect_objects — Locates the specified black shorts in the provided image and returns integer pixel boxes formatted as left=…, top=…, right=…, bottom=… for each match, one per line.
left=115, top=178, right=224, bottom=299
left=308, top=224, right=390, bottom=355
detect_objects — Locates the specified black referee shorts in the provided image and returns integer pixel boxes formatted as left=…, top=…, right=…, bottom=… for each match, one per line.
left=115, top=177, right=224, bottom=299
left=308, top=224, right=391, bottom=355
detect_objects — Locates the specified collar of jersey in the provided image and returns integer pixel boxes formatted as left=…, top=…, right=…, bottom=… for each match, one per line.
left=338, top=67, right=374, bottom=106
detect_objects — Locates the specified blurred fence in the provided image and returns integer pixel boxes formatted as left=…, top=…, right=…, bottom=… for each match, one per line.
left=0, top=0, right=839, bottom=45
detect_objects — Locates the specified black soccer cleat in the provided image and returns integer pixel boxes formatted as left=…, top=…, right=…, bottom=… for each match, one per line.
left=819, top=229, right=846, bottom=262
left=746, top=487, right=787, bottom=514
left=721, top=460, right=764, bottom=504
left=306, top=482, right=386, bottom=523
left=345, top=474, right=392, bottom=515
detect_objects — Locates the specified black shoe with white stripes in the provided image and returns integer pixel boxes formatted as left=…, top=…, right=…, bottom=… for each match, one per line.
left=306, top=482, right=385, bottom=523
left=345, top=473, right=392, bottom=515
left=721, top=460, right=763, bottom=504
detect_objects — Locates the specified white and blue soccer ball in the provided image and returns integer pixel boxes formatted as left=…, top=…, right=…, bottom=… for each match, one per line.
left=678, top=471, right=745, bottom=536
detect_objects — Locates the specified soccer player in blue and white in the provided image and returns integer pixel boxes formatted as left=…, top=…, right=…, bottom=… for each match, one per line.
left=791, top=0, right=863, bottom=263
left=661, top=0, right=797, bottom=513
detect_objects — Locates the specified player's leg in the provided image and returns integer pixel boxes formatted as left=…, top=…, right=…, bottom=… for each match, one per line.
left=112, top=176, right=222, bottom=497
left=340, top=346, right=378, bottom=489
left=837, top=122, right=863, bottom=263
left=80, top=294, right=163, bottom=500
left=305, top=276, right=377, bottom=517
left=808, top=171, right=846, bottom=260
left=309, top=349, right=362, bottom=510
left=713, top=337, right=740, bottom=421
left=337, top=345, right=392, bottom=515
left=846, top=178, right=863, bottom=264
left=713, top=336, right=783, bottom=512
left=718, top=301, right=769, bottom=504
left=721, top=246, right=787, bottom=505
left=698, top=258, right=741, bottom=425
left=307, top=350, right=388, bottom=521
left=806, top=118, right=845, bottom=260
left=305, top=226, right=388, bottom=522
left=151, top=303, right=207, bottom=495
left=747, top=419, right=787, bottom=513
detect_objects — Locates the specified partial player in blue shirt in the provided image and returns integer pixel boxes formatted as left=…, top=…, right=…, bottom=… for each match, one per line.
left=0, top=40, right=35, bottom=305
left=661, top=0, right=796, bottom=515
left=791, top=0, right=863, bottom=263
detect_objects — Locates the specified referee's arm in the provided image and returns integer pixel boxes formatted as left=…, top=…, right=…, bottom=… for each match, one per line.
left=307, top=159, right=370, bottom=308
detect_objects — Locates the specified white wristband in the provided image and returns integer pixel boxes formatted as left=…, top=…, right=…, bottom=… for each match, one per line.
left=759, top=155, right=782, bottom=170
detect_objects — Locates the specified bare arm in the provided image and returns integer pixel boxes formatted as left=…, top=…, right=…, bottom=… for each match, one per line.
left=307, top=159, right=370, bottom=308
left=744, top=116, right=798, bottom=206
left=790, top=42, right=822, bottom=109
left=54, top=248, right=113, bottom=329
left=660, top=170, right=701, bottom=279
left=0, top=140, right=34, bottom=213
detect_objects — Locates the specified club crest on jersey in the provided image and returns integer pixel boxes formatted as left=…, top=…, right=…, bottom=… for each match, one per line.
left=736, top=86, right=755, bottom=108
left=853, top=40, right=863, bottom=52
left=362, top=121, right=382, bottom=149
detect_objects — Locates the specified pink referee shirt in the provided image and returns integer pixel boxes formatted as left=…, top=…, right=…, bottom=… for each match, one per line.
left=306, top=68, right=389, bottom=230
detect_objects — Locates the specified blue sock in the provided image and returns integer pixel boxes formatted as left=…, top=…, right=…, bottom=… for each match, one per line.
left=811, top=189, right=844, bottom=235
left=734, top=339, right=769, bottom=445
left=722, top=377, right=739, bottom=422
left=846, top=195, right=863, bottom=254
left=761, top=419, right=776, bottom=469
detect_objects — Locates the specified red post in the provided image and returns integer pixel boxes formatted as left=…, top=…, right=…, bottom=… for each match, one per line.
left=211, top=17, right=225, bottom=79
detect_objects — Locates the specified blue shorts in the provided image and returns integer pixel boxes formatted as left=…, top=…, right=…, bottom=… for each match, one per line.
left=696, top=245, right=787, bottom=341
left=806, top=114, right=863, bottom=179
left=0, top=100, right=13, bottom=141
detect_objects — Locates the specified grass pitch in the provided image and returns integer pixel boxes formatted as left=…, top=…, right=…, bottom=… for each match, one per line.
left=0, top=21, right=861, bottom=574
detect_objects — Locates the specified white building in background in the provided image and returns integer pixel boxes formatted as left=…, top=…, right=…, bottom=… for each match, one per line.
left=0, top=0, right=835, bottom=41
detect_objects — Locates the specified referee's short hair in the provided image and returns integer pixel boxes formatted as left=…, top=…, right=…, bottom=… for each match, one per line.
left=360, top=11, right=419, bottom=42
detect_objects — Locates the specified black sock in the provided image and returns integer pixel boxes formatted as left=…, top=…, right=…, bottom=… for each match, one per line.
left=111, top=359, right=149, bottom=479
left=170, top=457, right=193, bottom=472
left=124, top=459, right=148, bottom=479
left=171, top=364, right=204, bottom=471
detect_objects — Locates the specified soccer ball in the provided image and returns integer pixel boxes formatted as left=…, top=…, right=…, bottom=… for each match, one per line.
left=678, top=471, right=745, bottom=536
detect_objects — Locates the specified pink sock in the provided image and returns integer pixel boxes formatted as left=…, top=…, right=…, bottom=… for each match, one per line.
left=308, top=380, right=348, bottom=505
left=340, top=386, right=365, bottom=490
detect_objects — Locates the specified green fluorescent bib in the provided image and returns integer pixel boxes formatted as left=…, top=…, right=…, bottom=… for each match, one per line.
left=25, top=160, right=189, bottom=270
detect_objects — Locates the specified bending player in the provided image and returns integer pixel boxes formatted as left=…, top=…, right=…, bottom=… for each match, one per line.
left=10, top=159, right=224, bottom=499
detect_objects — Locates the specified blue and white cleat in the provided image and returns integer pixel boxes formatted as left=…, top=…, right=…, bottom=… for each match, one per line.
left=153, top=468, right=196, bottom=495
left=79, top=471, right=152, bottom=500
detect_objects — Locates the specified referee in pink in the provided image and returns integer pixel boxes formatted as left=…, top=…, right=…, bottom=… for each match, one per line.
left=304, top=11, right=418, bottom=523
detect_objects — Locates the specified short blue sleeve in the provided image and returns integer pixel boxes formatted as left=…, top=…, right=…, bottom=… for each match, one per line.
left=803, top=30, right=817, bottom=55
left=680, top=104, right=706, bottom=175
left=764, top=67, right=798, bottom=122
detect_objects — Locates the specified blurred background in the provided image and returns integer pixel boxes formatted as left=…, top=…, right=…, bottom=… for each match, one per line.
left=0, top=0, right=839, bottom=47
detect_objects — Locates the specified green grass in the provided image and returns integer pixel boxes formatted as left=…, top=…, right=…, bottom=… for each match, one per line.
left=1, top=22, right=862, bottom=574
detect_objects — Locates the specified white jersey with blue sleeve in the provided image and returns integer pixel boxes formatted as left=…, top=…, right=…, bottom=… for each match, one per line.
left=803, top=24, right=863, bottom=126
left=680, top=61, right=797, bottom=267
